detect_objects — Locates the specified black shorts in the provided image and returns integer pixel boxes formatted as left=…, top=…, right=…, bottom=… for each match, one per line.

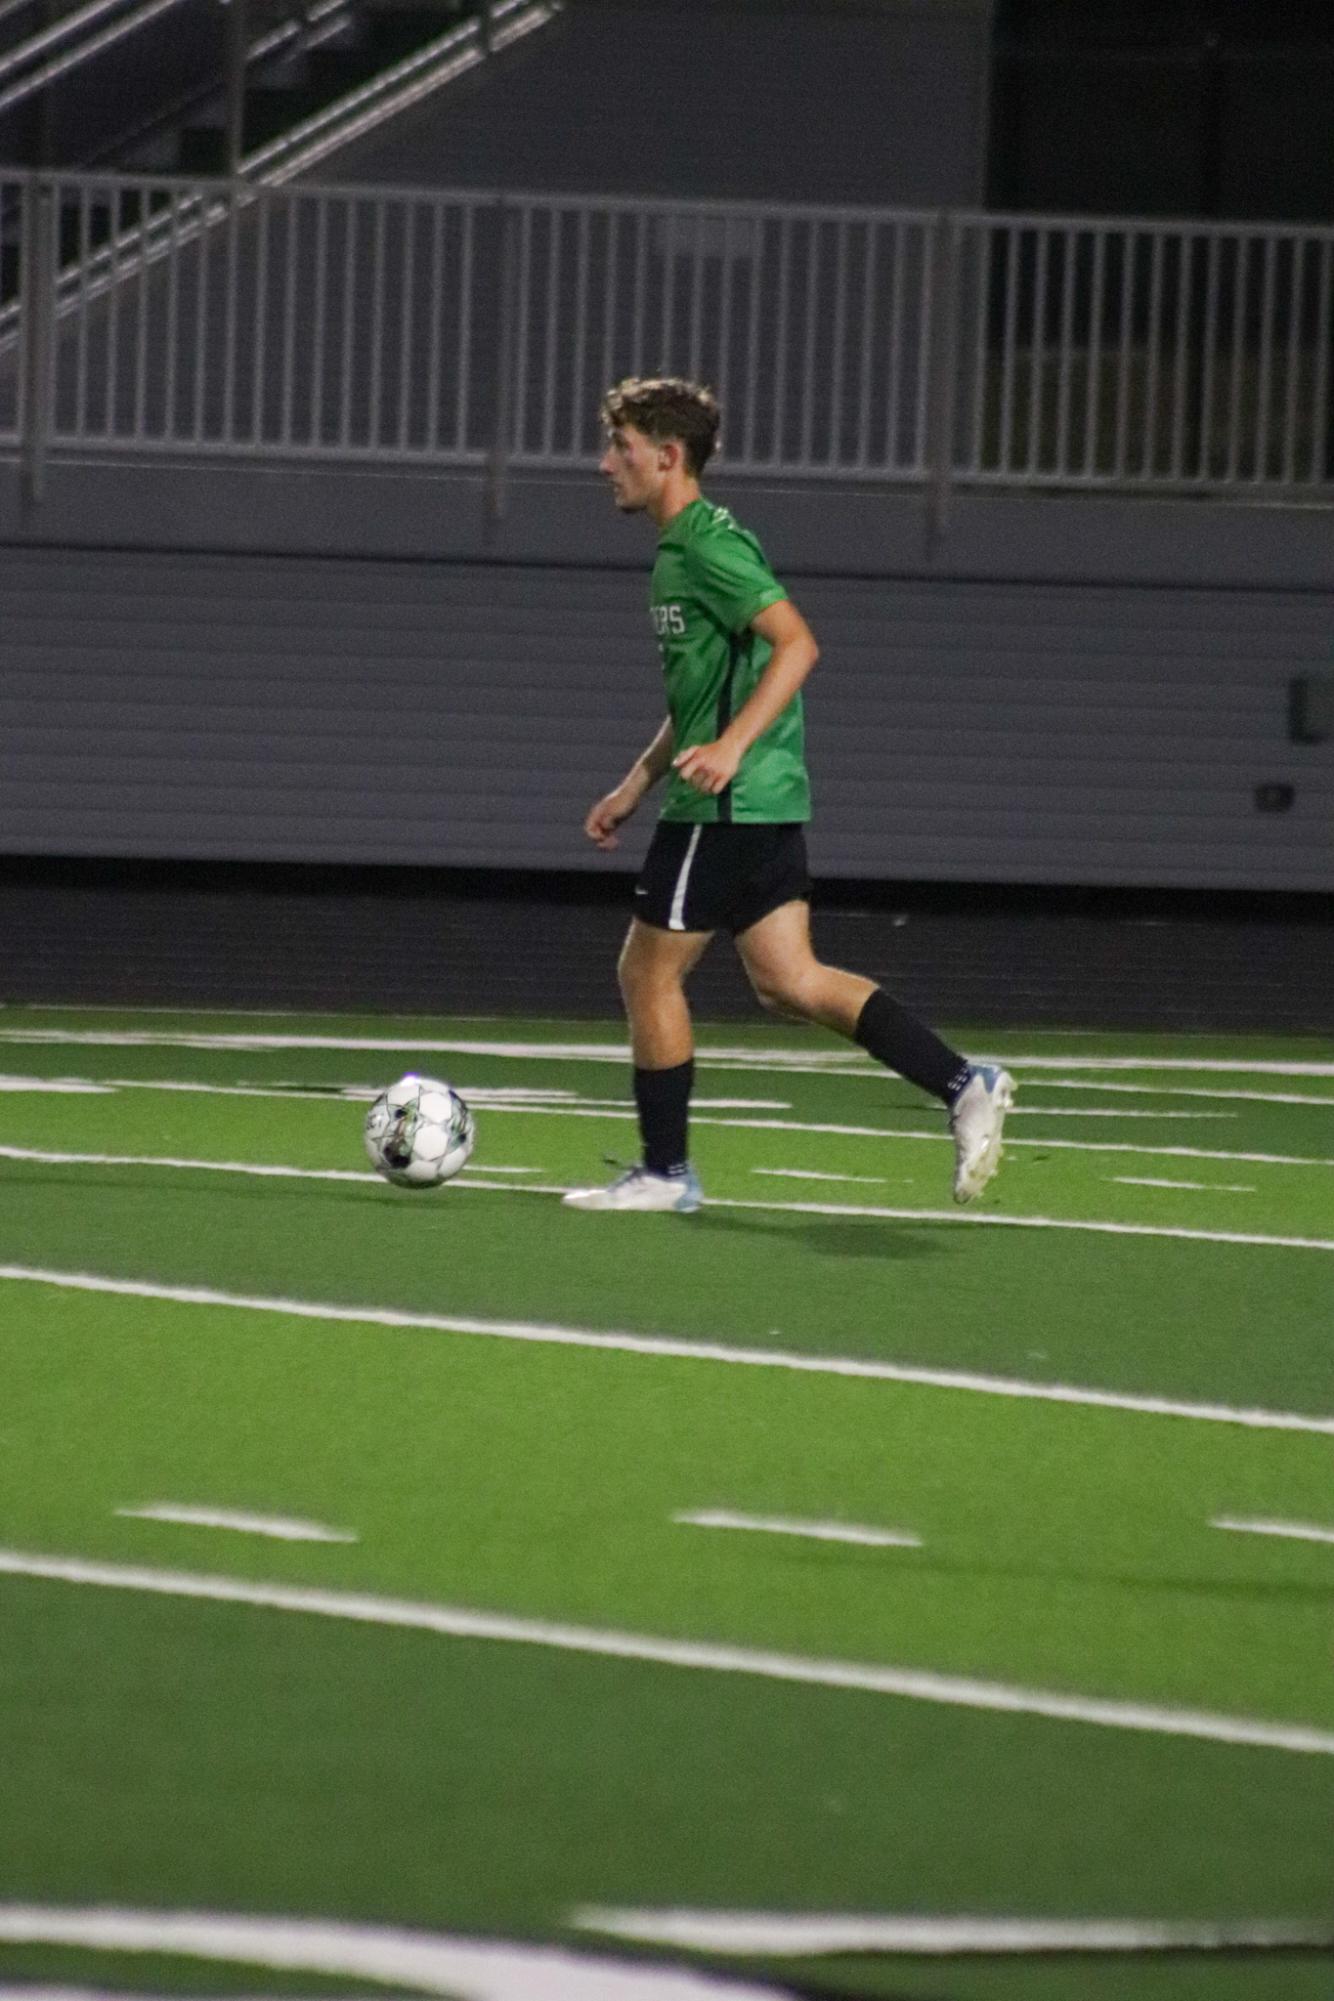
left=634, top=822, right=811, bottom=936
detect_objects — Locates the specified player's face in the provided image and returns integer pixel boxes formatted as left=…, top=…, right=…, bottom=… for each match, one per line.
left=600, top=423, right=671, bottom=510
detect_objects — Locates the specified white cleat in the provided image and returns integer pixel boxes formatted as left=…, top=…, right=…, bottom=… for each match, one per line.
left=950, top=1065, right=1015, bottom=1204
left=562, top=1164, right=703, bottom=1213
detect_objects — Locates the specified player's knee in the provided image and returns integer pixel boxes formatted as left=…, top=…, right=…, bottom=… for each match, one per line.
left=749, top=964, right=819, bottom=1020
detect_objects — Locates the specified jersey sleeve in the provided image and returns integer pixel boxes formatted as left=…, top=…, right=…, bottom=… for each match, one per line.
left=683, top=530, right=788, bottom=633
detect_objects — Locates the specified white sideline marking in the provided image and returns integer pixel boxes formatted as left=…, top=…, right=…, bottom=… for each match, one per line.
left=3, top=1026, right=1334, bottom=1078
left=0, top=1076, right=112, bottom=1094
left=1113, top=1177, right=1256, bottom=1194
left=2, top=1548, right=1332, bottom=1756
left=3, top=1145, right=1334, bottom=1251
left=574, top=1908, right=1334, bottom=1957
left=675, top=1511, right=921, bottom=1549
left=1007, top=1107, right=1232, bottom=1121
left=0, top=1906, right=785, bottom=2001
left=753, top=1168, right=886, bottom=1185
left=1212, top=1516, right=1334, bottom=1548
left=116, top=1505, right=356, bottom=1543
left=1025, top=1078, right=1334, bottom=1109
left=5, top=1111, right=1332, bottom=1172
left=2, top=1264, right=1331, bottom=1435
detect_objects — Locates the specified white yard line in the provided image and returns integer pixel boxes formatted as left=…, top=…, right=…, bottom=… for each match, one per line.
left=1112, top=1177, right=1256, bottom=1194
left=1211, top=1516, right=1334, bottom=1547
left=752, top=1168, right=887, bottom=1185
left=1, top=1147, right=1333, bottom=1252
left=574, top=1908, right=1334, bottom=1957
left=1, top=1548, right=1330, bottom=1755
left=0, top=1907, right=784, bottom=2001
left=2, top=1027, right=1333, bottom=1079
left=2, top=1264, right=1331, bottom=1435
left=115, top=1505, right=356, bottom=1543
left=674, top=1511, right=921, bottom=1549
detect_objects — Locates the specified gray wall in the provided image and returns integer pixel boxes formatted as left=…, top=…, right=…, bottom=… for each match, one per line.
left=316, top=0, right=994, bottom=208
left=1, top=530, right=1330, bottom=889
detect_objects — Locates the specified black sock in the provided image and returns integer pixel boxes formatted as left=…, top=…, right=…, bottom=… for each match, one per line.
left=853, top=990, right=971, bottom=1107
left=634, top=1059, right=694, bottom=1176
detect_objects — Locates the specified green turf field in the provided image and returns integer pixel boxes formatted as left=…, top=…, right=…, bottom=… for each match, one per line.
left=1, top=1004, right=1331, bottom=2001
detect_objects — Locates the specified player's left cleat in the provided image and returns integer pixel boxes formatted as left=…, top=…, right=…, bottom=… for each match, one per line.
left=562, top=1164, right=703, bottom=1213
left=949, top=1064, right=1015, bottom=1204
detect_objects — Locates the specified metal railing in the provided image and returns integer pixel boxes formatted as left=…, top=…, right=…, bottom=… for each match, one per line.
left=2, top=170, right=1332, bottom=504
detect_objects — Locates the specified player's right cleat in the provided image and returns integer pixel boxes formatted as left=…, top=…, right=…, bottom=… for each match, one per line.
left=949, top=1064, right=1015, bottom=1204
left=562, top=1164, right=703, bottom=1213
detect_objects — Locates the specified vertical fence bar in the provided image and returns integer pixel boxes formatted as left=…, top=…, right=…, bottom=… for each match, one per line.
left=631, top=209, right=647, bottom=373
left=1026, top=225, right=1048, bottom=473
left=222, top=182, right=241, bottom=444
left=801, top=221, right=820, bottom=464
left=601, top=209, right=619, bottom=411
left=742, top=215, right=764, bottom=464
left=1197, top=230, right=1221, bottom=481
left=1254, top=233, right=1276, bottom=482
left=541, top=205, right=561, bottom=457
left=308, top=193, right=328, bottom=448
left=193, top=188, right=211, bottom=441
left=966, top=222, right=992, bottom=478
left=513, top=202, right=531, bottom=455
left=74, top=181, right=91, bottom=437
left=687, top=209, right=705, bottom=381
left=280, top=192, right=299, bottom=446
left=660, top=212, right=676, bottom=371
left=251, top=188, right=272, bottom=444
left=1169, top=231, right=1191, bottom=480
left=1310, top=237, right=1332, bottom=486
left=827, top=217, right=848, bottom=466
left=338, top=197, right=358, bottom=449
left=1082, top=225, right=1105, bottom=477
left=773, top=216, right=791, bottom=462
left=488, top=197, right=518, bottom=518
left=367, top=198, right=386, bottom=450
left=925, top=211, right=960, bottom=542
left=857, top=218, right=878, bottom=471
left=997, top=223, right=1019, bottom=476
left=913, top=219, right=933, bottom=472
left=714, top=214, right=733, bottom=423
left=456, top=199, right=475, bottom=455
left=1054, top=224, right=1076, bottom=475
left=1113, top=227, right=1135, bottom=479
left=105, top=183, right=122, bottom=438
left=1281, top=236, right=1304, bottom=488
left=132, top=182, right=150, bottom=442
left=424, top=196, right=444, bottom=450
left=162, top=188, right=182, bottom=443
left=1141, top=230, right=1164, bottom=477
left=19, top=177, right=56, bottom=504
left=570, top=203, right=590, bottom=454
left=1225, top=234, right=1248, bottom=481
left=396, top=198, right=416, bottom=452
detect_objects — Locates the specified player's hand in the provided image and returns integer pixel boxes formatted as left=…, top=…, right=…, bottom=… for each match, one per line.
left=672, top=739, right=741, bottom=796
left=584, top=784, right=640, bottom=850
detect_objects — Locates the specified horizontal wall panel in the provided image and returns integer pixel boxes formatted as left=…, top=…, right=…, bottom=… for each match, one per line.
left=0, top=549, right=1330, bottom=889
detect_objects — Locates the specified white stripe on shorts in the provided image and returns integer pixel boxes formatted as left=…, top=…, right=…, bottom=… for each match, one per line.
left=668, top=825, right=704, bottom=932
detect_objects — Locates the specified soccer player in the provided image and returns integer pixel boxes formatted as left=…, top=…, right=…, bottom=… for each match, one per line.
left=563, top=376, right=1013, bottom=1214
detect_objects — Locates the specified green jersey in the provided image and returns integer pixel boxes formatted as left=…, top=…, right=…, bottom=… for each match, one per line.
left=650, top=498, right=812, bottom=824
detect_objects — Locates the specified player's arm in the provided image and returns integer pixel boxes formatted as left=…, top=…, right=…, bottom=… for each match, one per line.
left=583, top=715, right=675, bottom=850
left=672, top=599, right=819, bottom=797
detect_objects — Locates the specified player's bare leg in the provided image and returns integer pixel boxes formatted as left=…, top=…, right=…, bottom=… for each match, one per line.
left=563, top=919, right=712, bottom=1211
left=736, top=900, right=1014, bottom=1202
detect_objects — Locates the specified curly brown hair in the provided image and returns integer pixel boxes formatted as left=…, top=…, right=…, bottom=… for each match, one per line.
left=600, top=376, right=721, bottom=477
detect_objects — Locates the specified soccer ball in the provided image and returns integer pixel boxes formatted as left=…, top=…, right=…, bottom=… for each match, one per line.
left=364, top=1073, right=475, bottom=1189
